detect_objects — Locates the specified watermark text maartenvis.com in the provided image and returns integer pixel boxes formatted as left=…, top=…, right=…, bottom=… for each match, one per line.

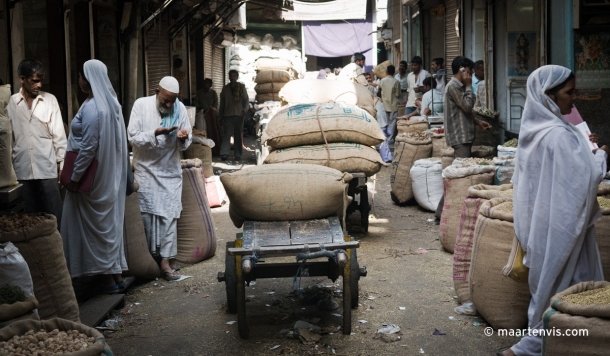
left=496, top=328, right=589, bottom=337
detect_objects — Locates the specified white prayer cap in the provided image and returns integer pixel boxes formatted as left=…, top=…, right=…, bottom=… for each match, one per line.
left=159, top=76, right=180, bottom=94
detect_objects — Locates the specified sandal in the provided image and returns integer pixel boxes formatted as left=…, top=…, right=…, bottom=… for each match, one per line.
left=117, top=281, right=127, bottom=289
left=170, top=265, right=181, bottom=272
left=101, top=284, right=120, bottom=294
left=164, top=270, right=181, bottom=281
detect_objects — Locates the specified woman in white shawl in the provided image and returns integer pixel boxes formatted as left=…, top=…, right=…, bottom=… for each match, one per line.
left=61, top=59, right=129, bottom=293
left=502, top=65, right=608, bottom=355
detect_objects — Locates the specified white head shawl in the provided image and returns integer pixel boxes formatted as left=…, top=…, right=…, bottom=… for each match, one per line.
left=512, top=65, right=603, bottom=329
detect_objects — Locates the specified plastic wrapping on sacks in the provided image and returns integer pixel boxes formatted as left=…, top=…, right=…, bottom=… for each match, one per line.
left=410, top=158, right=443, bottom=211
left=205, top=175, right=227, bottom=208
left=497, top=145, right=517, bottom=159
left=177, top=161, right=217, bottom=264
left=453, top=184, right=513, bottom=304
left=469, top=198, right=530, bottom=329
left=220, top=164, right=352, bottom=228
left=264, top=143, right=386, bottom=177
left=262, top=102, right=384, bottom=149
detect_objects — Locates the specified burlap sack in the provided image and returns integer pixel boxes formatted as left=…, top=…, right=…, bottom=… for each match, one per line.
left=255, top=58, right=293, bottom=71
left=262, top=102, right=384, bottom=149
left=0, top=296, right=39, bottom=322
left=441, top=147, right=455, bottom=169
left=0, top=311, right=39, bottom=328
left=595, top=202, right=610, bottom=281
left=264, top=143, right=385, bottom=177
left=184, top=130, right=214, bottom=178
left=373, top=60, right=392, bottom=79
left=256, top=93, right=281, bottom=102
left=599, top=182, right=610, bottom=196
left=255, top=82, right=286, bottom=94
left=0, top=84, right=17, bottom=188
left=254, top=70, right=292, bottom=84
left=472, top=115, right=500, bottom=148
left=469, top=198, right=530, bottom=330
left=221, top=164, right=352, bottom=228
left=0, top=214, right=80, bottom=322
left=396, top=119, right=428, bottom=135
left=123, top=193, right=160, bottom=279
left=0, top=318, right=112, bottom=356
left=453, top=184, right=514, bottom=304
left=390, top=138, right=433, bottom=204
left=439, top=166, right=495, bottom=253
left=279, top=79, right=375, bottom=116
left=431, top=133, right=447, bottom=157
left=542, top=281, right=610, bottom=356
left=471, top=145, right=495, bottom=158
left=178, top=163, right=217, bottom=264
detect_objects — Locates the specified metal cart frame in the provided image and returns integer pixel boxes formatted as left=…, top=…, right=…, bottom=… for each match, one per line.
left=345, top=172, right=370, bottom=232
left=217, top=216, right=367, bottom=339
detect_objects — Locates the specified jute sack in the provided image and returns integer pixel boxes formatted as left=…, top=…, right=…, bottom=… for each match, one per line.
left=0, top=214, right=79, bottom=322
left=183, top=129, right=214, bottom=178
left=439, top=165, right=495, bottom=253
left=255, top=82, right=286, bottom=94
left=469, top=198, right=530, bottom=329
left=0, top=84, right=17, bottom=188
left=410, top=158, right=443, bottom=211
left=0, top=296, right=39, bottom=323
left=390, top=137, right=433, bottom=204
left=178, top=160, right=217, bottom=264
left=471, top=145, right=495, bottom=158
left=453, top=184, right=513, bottom=304
left=221, top=164, right=352, bottom=228
left=396, top=119, right=428, bottom=135
left=262, top=102, right=384, bottom=149
left=256, top=93, right=281, bottom=102
left=263, top=143, right=385, bottom=177
left=0, top=318, right=112, bottom=356
left=431, top=132, right=447, bottom=157
left=599, top=182, right=610, bottom=196
left=542, top=281, right=610, bottom=356
left=374, top=60, right=392, bottom=79
left=123, top=193, right=160, bottom=280
left=255, top=57, right=293, bottom=71
left=441, top=147, right=455, bottom=169
left=595, top=197, right=610, bottom=281
left=254, top=70, right=292, bottom=84
left=279, top=79, right=375, bottom=116
left=0, top=310, right=39, bottom=329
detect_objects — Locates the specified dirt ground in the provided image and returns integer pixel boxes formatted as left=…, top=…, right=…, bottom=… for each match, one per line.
left=108, top=138, right=518, bottom=356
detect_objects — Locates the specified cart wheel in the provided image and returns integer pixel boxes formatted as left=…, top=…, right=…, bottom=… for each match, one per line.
left=236, top=253, right=250, bottom=339
left=225, top=242, right=237, bottom=314
left=359, top=187, right=370, bottom=232
left=350, top=247, right=360, bottom=309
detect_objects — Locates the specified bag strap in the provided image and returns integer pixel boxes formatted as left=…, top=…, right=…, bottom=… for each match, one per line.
left=314, top=104, right=331, bottom=167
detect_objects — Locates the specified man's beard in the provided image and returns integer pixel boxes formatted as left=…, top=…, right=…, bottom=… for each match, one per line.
left=157, top=97, right=171, bottom=115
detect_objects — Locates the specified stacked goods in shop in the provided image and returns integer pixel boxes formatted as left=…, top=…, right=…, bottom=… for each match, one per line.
left=390, top=132, right=433, bottom=204
left=472, top=107, right=501, bottom=148
left=440, top=146, right=495, bottom=170
left=373, top=60, right=392, bottom=79
left=0, top=214, right=79, bottom=322
left=183, top=129, right=214, bottom=178
left=439, top=164, right=495, bottom=253
left=498, top=138, right=518, bottom=158
left=0, top=242, right=39, bottom=327
left=469, top=198, right=531, bottom=329
left=542, top=281, right=610, bottom=355
left=0, top=318, right=113, bottom=355
left=493, top=157, right=515, bottom=185
left=410, top=158, right=443, bottom=211
left=254, top=57, right=295, bottom=102
left=279, top=79, right=376, bottom=118
left=396, top=119, right=429, bottom=136
left=596, top=195, right=610, bottom=281
left=177, top=159, right=217, bottom=264
left=453, top=184, right=513, bottom=304
left=221, top=164, right=352, bottom=228
left=0, top=84, right=17, bottom=188
left=430, top=127, right=446, bottom=157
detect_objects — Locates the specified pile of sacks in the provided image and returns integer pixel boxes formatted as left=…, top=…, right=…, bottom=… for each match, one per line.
left=254, top=58, right=294, bottom=103
left=229, top=35, right=304, bottom=102
left=262, top=102, right=386, bottom=177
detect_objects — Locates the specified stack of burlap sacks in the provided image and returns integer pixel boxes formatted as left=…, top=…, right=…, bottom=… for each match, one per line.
left=254, top=58, right=295, bottom=103
left=229, top=36, right=304, bottom=101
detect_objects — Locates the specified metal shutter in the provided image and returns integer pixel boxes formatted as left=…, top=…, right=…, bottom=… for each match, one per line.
left=212, top=44, right=225, bottom=96
left=145, top=13, right=170, bottom=96
left=445, top=0, right=460, bottom=81
left=204, top=26, right=213, bottom=83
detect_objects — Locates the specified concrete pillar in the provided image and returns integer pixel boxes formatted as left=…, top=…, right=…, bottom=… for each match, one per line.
left=123, top=0, right=140, bottom=124
left=10, top=2, right=25, bottom=93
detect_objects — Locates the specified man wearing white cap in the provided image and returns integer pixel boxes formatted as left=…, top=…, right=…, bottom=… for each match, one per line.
left=127, top=76, right=192, bottom=281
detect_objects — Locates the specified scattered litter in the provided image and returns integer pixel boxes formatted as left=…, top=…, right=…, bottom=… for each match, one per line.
left=96, top=317, right=122, bottom=331
left=120, top=309, right=131, bottom=315
left=294, top=321, right=322, bottom=333
left=153, top=283, right=158, bottom=286
left=270, top=345, right=281, bottom=350
left=331, top=313, right=342, bottom=317
left=350, top=332, right=356, bottom=335
left=134, top=303, right=140, bottom=306
left=299, top=328, right=322, bottom=345
left=378, top=278, right=388, bottom=281
left=399, top=307, right=406, bottom=310
left=318, top=299, right=339, bottom=311
left=413, top=249, right=429, bottom=254
left=358, top=320, right=368, bottom=324
left=377, top=324, right=401, bottom=335
left=472, top=322, right=482, bottom=327
left=266, top=304, right=271, bottom=307
left=432, top=329, right=446, bottom=336
left=454, top=302, right=478, bottom=316
left=449, top=316, right=456, bottom=320
left=265, top=291, right=276, bottom=295
left=226, top=321, right=236, bottom=325
left=169, top=275, right=193, bottom=282
left=427, top=218, right=435, bottom=222
left=368, top=296, right=376, bottom=300
left=249, top=281, right=257, bottom=286
left=420, top=348, right=425, bottom=354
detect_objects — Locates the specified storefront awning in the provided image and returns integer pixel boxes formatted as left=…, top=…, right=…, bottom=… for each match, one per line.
left=282, top=0, right=367, bottom=21
left=303, top=14, right=373, bottom=57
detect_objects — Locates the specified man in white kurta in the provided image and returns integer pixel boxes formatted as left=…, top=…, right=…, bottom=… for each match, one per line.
left=128, top=77, right=192, bottom=281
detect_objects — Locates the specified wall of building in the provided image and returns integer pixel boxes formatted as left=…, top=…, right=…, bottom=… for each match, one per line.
left=0, top=0, right=10, bottom=85
left=23, top=0, right=50, bottom=91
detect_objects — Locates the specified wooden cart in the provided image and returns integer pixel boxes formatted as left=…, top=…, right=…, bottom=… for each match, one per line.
left=217, top=216, right=367, bottom=339
left=346, top=172, right=370, bottom=232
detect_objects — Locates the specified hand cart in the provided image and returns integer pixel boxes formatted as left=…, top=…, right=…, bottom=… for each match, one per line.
left=217, top=216, right=367, bottom=339
left=345, top=173, right=370, bottom=232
